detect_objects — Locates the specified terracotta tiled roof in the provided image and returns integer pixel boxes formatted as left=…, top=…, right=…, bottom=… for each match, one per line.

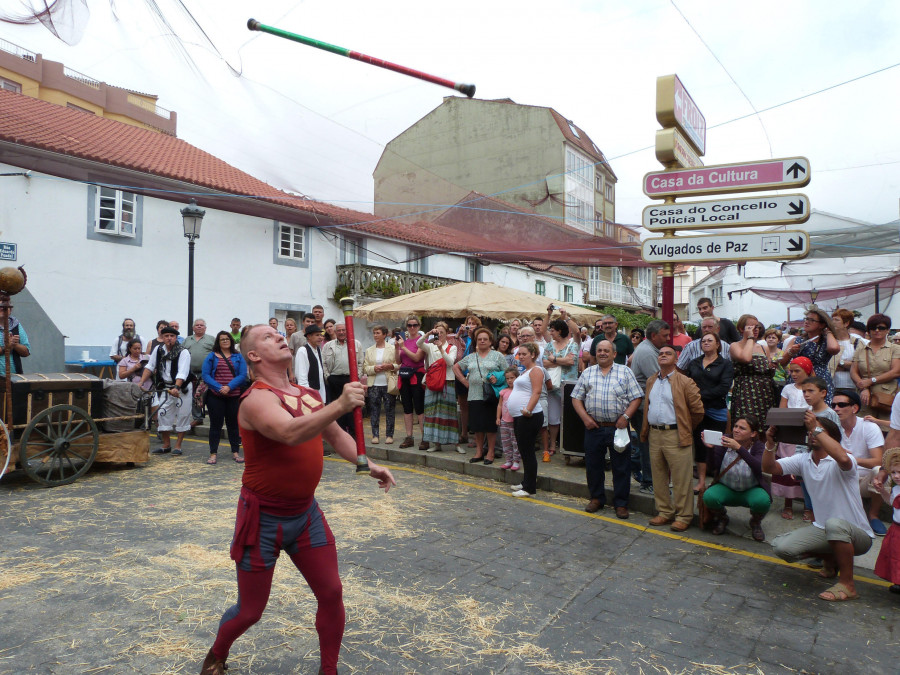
left=522, top=263, right=584, bottom=280
left=0, top=88, right=370, bottom=224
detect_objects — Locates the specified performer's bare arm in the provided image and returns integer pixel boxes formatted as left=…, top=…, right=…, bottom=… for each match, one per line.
left=240, top=381, right=364, bottom=446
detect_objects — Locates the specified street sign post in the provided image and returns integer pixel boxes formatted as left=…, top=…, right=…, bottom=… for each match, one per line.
left=655, top=128, right=703, bottom=169
left=642, top=230, right=810, bottom=264
left=642, top=193, right=810, bottom=231
left=643, top=157, right=811, bottom=198
left=656, top=74, right=706, bottom=156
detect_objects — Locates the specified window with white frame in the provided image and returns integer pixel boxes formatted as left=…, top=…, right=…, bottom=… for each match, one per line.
left=0, top=77, right=21, bottom=93
left=564, top=146, right=594, bottom=233
left=341, top=237, right=362, bottom=265
left=604, top=181, right=614, bottom=201
left=563, top=285, right=574, bottom=303
left=278, top=223, right=305, bottom=260
left=95, top=187, right=135, bottom=237
left=535, top=280, right=546, bottom=296
left=612, top=266, right=623, bottom=286
left=711, top=285, right=724, bottom=307
left=407, top=248, right=427, bottom=275
left=637, top=267, right=653, bottom=290
left=466, top=259, right=482, bottom=282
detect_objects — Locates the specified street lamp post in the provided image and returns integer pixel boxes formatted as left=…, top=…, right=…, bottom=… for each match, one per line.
left=181, top=199, right=205, bottom=331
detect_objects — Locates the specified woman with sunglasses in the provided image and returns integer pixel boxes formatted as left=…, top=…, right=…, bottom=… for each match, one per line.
left=781, top=306, right=840, bottom=403
left=395, top=315, right=427, bottom=449
left=851, top=314, right=900, bottom=420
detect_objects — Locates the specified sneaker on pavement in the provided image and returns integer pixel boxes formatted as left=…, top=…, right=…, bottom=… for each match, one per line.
left=511, top=483, right=523, bottom=491
left=639, top=484, right=654, bottom=494
left=511, top=489, right=534, bottom=498
left=870, top=518, right=888, bottom=536
left=511, top=462, right=520, bottom=471
left=455, top=445, right=466, bottom=454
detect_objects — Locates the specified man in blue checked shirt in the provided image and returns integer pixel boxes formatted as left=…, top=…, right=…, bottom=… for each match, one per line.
left=571, top=339, right=643, bottom=519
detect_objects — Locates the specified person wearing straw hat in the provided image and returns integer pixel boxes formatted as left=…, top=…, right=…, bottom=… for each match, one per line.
left=200, top=324, right=395, bottom=675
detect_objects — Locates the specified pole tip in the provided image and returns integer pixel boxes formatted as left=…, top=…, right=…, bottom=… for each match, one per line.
left=247, top=18, right=260, bottom=31
left=355, top=455, right=370, bottom=474
left=339, top=296, right=355, bottom=314
left=458, top=83, right=476, bottom=98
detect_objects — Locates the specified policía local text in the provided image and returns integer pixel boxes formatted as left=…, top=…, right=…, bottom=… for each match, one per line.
left=646, top=200, right=776, bottom=226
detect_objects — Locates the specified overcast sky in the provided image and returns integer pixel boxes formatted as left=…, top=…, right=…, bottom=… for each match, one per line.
left=2, top=0, right=898, bottom=234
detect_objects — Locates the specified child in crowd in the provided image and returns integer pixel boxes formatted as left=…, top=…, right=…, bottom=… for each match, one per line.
left=874, top=447, right=900, bottom=594
left=794, top=376, right=841, bottom=525
left=497, top=368, right=521, bottom=471
left=773, top=357, right=813, bottom=519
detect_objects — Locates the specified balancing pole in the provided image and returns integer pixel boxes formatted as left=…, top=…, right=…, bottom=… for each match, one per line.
left=339, top=297, right=370, bottom=474
left=247, top=19, right=476, bottom=98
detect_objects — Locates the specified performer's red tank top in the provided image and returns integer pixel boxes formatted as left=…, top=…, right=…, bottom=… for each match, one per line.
left=239, top=381, right=326, bottom=501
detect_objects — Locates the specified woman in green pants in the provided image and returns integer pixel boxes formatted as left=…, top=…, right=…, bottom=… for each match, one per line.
left=702, top=414, right=771, bottom=542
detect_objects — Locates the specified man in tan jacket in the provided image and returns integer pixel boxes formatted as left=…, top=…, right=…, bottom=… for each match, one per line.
left=641, top=345, right=705, bottom=531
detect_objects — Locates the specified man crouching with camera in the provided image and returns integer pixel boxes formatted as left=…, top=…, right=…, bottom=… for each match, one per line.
left=763, top=412, right=874, bottom=601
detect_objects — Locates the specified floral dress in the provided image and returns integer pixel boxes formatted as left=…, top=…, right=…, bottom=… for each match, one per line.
left=731, top=352, right=775, bottom=423
left=798, top=337, right=834, bottom=404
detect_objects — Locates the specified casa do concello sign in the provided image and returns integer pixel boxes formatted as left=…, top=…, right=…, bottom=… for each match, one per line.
left=642, top=194, right=811, bottom=231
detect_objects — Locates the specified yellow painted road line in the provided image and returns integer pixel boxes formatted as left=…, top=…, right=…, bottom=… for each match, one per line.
left=175, top=440, right=890, bottom=589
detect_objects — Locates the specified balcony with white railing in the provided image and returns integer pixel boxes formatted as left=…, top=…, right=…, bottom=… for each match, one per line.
left=0, top=38, right=36, bottom=62
left=127, top=93, right=172, bottom=119
left=588, top=280, right=654, bottom=308
left=63, top=66, right=101, bottom=89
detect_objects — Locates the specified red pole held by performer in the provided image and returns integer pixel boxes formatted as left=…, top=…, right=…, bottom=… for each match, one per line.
left=247, top=19, right=476, bottom=98
left=339, top=296, right=370, bottom=474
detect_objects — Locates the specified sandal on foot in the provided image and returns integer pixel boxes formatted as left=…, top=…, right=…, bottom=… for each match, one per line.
left=819, top=582, right=858, bottom=602
left=781, top=507, right=794, bottom=520
left=206, top=456, right=217, bottom=465
left=232, top=454, right=245, bottom=463
left=818, top=567, right=838, bottom=579
left=802, top=509, right=814, bottom=522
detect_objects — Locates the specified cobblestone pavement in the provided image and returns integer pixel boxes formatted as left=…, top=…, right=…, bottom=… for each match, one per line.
left=1, top=437, right=897, bottom=674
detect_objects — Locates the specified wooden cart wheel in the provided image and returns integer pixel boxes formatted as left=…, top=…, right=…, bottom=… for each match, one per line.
left=20, top=405, right=99, bottom=486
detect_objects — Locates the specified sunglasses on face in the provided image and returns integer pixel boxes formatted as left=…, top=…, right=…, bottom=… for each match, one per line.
left=407, top=323, right=419, bottom=327
left=871, top=325, right=889, bottom=331
left=831, top=401, right=853, bottom=408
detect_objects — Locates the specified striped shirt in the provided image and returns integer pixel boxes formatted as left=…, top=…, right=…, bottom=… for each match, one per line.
left=571, top=364, right=643, bottom=422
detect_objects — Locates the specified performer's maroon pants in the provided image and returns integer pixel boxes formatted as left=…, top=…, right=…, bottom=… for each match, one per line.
left=212, top=504, right=344, bottom=673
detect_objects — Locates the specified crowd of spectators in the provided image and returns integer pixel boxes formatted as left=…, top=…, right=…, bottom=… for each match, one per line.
left=112, top=295, right=900, bottom=603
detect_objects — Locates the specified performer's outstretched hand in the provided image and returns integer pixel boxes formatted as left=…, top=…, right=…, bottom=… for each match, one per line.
left=366, top=460, right=396, bottom=492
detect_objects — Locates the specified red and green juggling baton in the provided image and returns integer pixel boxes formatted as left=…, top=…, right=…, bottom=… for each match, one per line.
left=339, top=297, right=370, bottom=474
left=247, top=19, right=476, bottom=98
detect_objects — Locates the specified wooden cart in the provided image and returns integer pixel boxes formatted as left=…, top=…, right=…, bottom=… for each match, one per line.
left=0, top=373, right=152, bottom=487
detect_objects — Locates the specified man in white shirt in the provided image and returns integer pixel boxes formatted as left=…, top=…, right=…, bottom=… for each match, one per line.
left=139, top=326, right=192, bottom=455
left=764, top=414, right=874, bottom=601
left=322, top=323, right=363, bottom=437
left=295, top=324, right=327, bottom=404
left=833, top=389, right=886, bottom=535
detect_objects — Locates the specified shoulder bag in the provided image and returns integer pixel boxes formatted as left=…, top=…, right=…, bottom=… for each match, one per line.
left=866, top=349, right=897, bottom=413
left=476, top=355, right=498, bottom=402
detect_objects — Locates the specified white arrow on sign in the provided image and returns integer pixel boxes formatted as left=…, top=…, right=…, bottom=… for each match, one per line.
left=642, top=230, right=810, bottom=264
left=643, top=156, right=810, bottom=198
left=642, top=194, right=810, bottom=231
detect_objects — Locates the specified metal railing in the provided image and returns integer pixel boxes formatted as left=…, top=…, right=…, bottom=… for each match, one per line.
left=336, top=263, right=454, bottom=300
left=63, top=66, right=101, bottom=89
left=0, top=38, right=36, bottom=62
left=126, top=93, right=172, bottom=119
left=588, top=280, right=653, bottom=307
